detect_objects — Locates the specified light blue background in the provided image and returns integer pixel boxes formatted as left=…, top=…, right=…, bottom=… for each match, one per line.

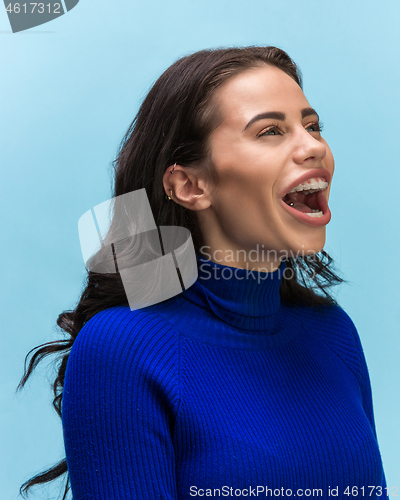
left=1, top=1, right=399, bottom=498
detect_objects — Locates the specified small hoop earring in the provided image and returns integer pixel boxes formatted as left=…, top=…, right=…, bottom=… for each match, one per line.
left=165, top=188, right=173, bottom=200
left=170, top=163, right=176, bottom=174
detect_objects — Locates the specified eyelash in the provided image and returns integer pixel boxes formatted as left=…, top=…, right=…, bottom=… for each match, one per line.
left=259, top=121, right=324, bottom=136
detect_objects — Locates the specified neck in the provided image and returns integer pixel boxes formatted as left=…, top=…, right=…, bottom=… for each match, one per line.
left=195, top=210, right=282, bottom=273
left=181, top=253, right=286, bottom=331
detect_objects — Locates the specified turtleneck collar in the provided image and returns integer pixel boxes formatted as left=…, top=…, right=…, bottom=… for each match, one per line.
left=181, top=254, right=286, bottom=331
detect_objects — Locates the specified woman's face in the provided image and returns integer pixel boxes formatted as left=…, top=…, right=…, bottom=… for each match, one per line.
left=198, top=64, right=335, bottom=264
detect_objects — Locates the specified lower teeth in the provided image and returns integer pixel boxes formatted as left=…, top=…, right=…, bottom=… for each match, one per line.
left=305, top=210, right=323, bottom=218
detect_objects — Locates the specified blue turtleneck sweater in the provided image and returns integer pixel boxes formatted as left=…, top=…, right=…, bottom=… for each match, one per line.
left=62, top=255, right=388, bottom=499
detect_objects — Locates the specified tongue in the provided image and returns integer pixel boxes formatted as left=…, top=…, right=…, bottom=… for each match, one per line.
left=283, top=191, right=320, bottom=213
left=286, top=200, right=313, bottom=213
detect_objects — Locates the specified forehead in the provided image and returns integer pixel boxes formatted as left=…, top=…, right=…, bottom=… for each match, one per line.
left=213, top=65, right=310, bottom=127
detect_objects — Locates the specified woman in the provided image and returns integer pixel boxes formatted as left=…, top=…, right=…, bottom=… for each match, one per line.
left=19, top=46, right=388, bottom=499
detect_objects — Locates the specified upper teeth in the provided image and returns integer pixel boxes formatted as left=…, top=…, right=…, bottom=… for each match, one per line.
left=288, top=177, right=328, bottom=194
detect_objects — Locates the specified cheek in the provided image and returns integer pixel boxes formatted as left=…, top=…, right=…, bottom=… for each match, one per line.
left=323, top=143, right=335, bottom=200
left=209, top=132, right=283, bottom=211
left=213, top=165, right=278, bottom=213
left=323, top=141, right=335, bottom=174
left=212, top=143, right=279, bottom=191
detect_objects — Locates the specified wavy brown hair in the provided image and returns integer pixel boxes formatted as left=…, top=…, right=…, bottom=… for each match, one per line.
left=17, top=45, right=343, bottom=499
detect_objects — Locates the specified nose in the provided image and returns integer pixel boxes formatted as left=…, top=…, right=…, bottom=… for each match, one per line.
left=291, top=126, right=326, bottom=165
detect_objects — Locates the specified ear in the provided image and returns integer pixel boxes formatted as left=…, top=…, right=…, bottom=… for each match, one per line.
left=162, top=164, right=212, bottom=211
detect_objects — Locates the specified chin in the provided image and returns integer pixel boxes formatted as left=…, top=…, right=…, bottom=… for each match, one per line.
left=287, top=231, right=326, bottom=258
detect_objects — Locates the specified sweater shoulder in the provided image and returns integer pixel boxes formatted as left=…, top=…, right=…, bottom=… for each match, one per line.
left=295, top=302, right=358, bottom=338
left=295, top=304, right=363, bottom=385
left=73, top=305, right=180, bottom=355
left=66, top=306, right=181, bottom=410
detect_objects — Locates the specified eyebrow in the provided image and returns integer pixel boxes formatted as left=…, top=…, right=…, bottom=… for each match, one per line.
left=242, top=107, right=320, bottom=132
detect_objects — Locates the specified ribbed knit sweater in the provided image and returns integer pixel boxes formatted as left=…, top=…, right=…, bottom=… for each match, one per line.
left=62, top=255, right=388, bottom=499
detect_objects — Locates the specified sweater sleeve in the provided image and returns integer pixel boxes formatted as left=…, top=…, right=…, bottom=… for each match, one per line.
left=338, top=308, right=389, bottom=497
left=61, top=306, right=181, bottom=500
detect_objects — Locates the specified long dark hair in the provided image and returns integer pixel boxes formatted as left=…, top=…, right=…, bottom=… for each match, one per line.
left=17, top=45, right=343, bottom=499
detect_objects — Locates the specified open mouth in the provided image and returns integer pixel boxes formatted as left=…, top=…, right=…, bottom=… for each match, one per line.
left=282, top=177, right=328, bottom=218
